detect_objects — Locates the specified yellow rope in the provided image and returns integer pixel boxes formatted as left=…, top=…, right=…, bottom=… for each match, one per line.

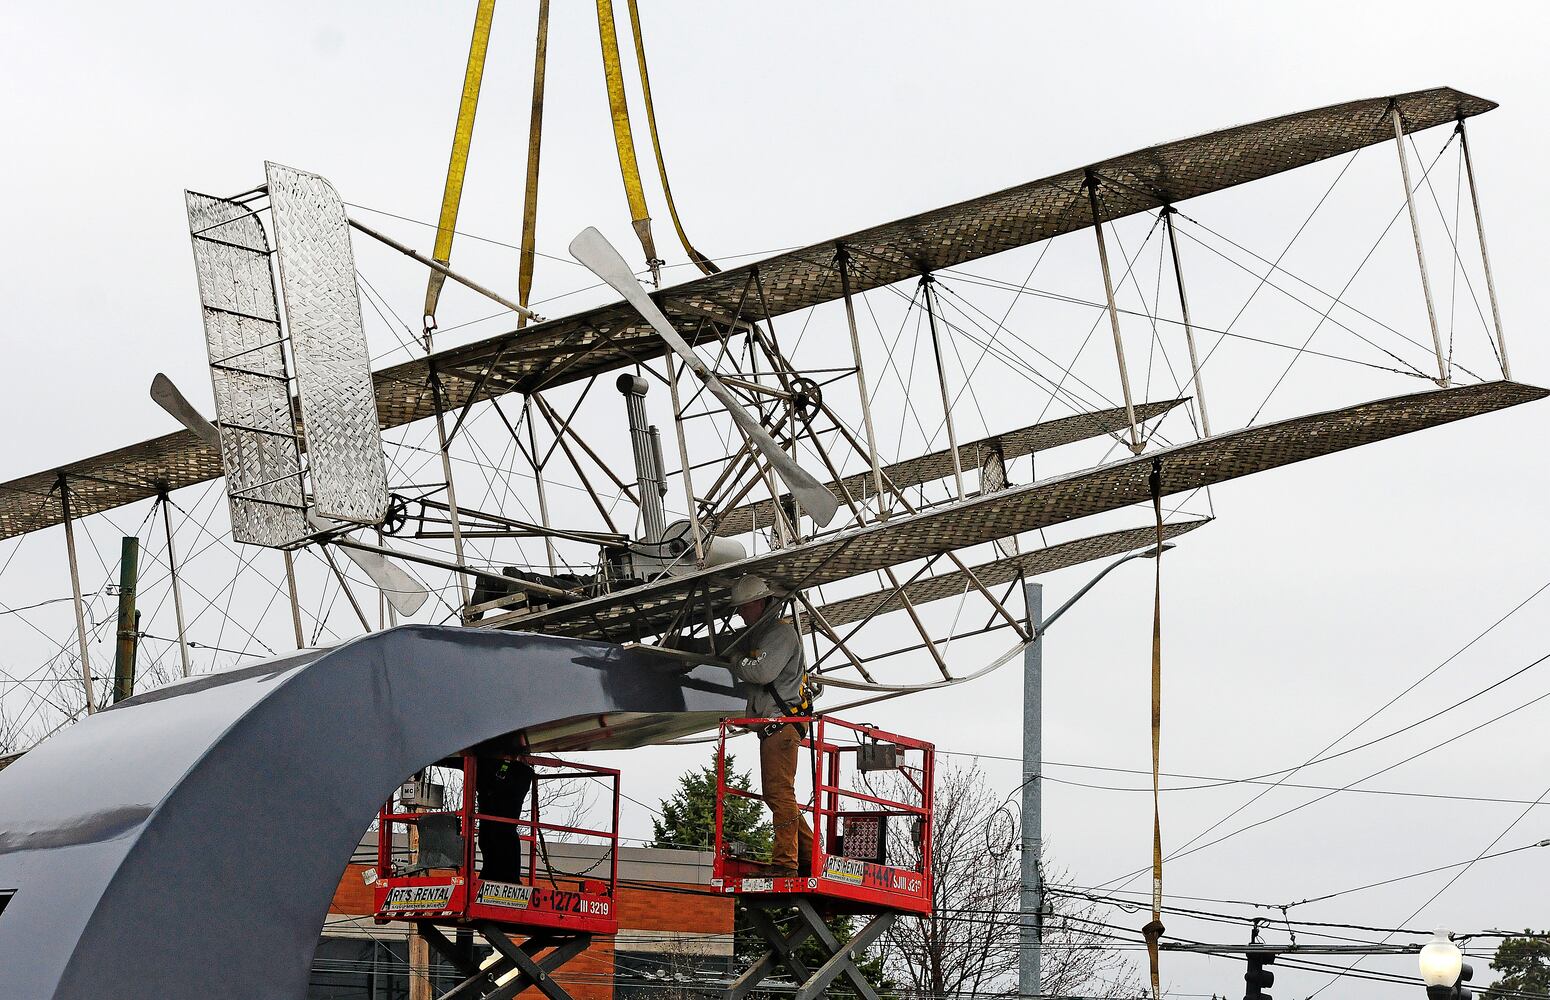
left=516, top=0, right=550, bottom=328
left=594, top=0, right=659, bottom=276
left=622, top=0, right=719, bottom=276
left=423, top=0, right=498, bottom=331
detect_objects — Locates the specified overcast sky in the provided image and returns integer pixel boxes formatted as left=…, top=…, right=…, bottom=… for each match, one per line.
left=4, top=3, right=1550, bottom=997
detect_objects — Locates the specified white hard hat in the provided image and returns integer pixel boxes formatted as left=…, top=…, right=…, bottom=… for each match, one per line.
left=729, top=575, right=775, bottom=606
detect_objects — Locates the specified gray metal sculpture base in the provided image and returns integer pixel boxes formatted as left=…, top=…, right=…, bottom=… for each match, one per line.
left=418, top=922, right=592, bottom=1000
left=726, top=897, right=895, bottom=1000
left=0, top=625, right=742, bottom=1000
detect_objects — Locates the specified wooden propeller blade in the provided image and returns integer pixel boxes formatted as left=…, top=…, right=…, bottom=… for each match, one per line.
left=568, top=226, right=840, bottom=527
left=150, top=373, right=222, bottom=452
left=305, top=513, right=429, bottom=617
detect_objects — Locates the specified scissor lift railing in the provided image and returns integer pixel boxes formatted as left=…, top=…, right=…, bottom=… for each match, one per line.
left=713, top=716, right=935, bottom=1000
left=373, top=752, right=620, bottom=1000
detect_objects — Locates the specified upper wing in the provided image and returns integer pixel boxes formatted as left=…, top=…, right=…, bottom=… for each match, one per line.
left=0, top=88, right=1490, bottom=540
left=485, top=380, right=1543, bottom=644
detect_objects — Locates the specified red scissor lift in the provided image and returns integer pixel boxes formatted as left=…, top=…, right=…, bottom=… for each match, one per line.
left=373, top=752, right=620, bottom=1000
left=714, top=716, right=935, bottom=1000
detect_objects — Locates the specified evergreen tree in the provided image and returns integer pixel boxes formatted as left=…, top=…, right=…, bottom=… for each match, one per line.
left=651, top=752, right=771, bottom=853
left=1486, top=932, right=1550, bottom=998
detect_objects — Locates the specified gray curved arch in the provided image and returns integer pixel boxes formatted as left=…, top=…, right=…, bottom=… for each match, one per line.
left=0, top=626, right=743, bottom=1000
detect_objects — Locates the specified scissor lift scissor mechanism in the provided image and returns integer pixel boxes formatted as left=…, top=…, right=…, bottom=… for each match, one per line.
left=713, top=717, right=935, bottom=1000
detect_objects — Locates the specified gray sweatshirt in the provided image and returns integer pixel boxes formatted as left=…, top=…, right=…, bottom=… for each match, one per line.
left=726, top=618, right=807, bottom=719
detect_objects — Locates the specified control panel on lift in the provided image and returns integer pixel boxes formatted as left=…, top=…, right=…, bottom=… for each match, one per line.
left=372, top=752, right=621, bottom=936
left=712, top=716, right=934, bottom=915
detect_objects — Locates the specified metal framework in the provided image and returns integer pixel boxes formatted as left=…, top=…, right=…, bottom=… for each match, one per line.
left=267, top=161, right=391, bottom=525
left=0, top=87, right=1499, bottom=541
left=0, top=85, right=1538, bottom=731
left=185, top=190, right=307, bottom=548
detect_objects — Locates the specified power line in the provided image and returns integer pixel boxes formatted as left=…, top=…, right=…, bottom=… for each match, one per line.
left=1095, top=575, right=1550, bottom=886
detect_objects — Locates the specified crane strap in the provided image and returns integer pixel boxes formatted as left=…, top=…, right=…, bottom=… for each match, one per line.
left=423, top=0, right=498, bottom=331
left=516, top=0, right=550, bottom=327
left=594, top=0, right=660, bottom=275
left=1143, top=456, right=1166, bottom=998
left=622, top=0, right=720, bottom=276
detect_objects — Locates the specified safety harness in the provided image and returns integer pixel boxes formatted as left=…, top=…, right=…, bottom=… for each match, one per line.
left=759, top=670, right=813, bottom=740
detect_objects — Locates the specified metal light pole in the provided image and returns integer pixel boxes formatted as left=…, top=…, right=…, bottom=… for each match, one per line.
left=1021, top=581, right=1044, bottom=994
left=1021, top=544, right=1172, bottom=998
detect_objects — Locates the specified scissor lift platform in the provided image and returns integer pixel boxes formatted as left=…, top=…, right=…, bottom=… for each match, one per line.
left=713, top=716, right=935, bottom=1000
left=372, top=752, right=620, bottom=1000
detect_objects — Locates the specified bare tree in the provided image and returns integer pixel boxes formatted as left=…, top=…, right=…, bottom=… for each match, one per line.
left=0, top=702, right=20, bottom=759
left=880, top=760, right=1139, bottom=999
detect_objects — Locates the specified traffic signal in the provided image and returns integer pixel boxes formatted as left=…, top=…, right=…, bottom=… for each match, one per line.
left=1457, top=961, right=1474, bottom=1000
left=1244, top=952, right=1275, bottom=999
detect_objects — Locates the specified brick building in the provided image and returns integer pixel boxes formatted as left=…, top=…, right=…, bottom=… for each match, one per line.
left=311, top=840, right=734, bottom=999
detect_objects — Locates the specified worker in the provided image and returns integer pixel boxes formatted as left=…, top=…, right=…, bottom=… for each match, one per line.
left=476, top=755, right=534, bottom=884
left=724, top=574, right=814, bottom=878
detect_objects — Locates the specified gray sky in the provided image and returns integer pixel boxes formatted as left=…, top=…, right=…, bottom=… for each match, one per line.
left=4, top=3, right=1549, bottom=996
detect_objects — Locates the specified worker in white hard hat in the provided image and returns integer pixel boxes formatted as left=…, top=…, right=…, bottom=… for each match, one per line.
left=724, top=574, right=814, bottom=878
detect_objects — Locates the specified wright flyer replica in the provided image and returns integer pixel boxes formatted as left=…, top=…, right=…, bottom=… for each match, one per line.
left=0, top=68, right=1539, bottom=1000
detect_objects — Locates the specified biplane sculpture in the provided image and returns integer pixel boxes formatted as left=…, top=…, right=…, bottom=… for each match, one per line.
left=0, top=83, right=1541, bottom=999
left=0, top=86, right=1535, bottom=709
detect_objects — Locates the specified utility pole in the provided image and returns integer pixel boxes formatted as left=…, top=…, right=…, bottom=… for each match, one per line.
left=111, top=537, right=140, bottom=704
left=1020, top=581, right=1043, bottom=995
left=408, top=790, right=432, bottom=1000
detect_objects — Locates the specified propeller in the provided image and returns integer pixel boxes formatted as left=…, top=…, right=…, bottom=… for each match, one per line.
left=304, top=513, right=429, bottom=616
left=149, top=374, right=430, bottom=616
left=151, top=373, right=222, bottom=452
left=568, top=227, right=840, bottom=528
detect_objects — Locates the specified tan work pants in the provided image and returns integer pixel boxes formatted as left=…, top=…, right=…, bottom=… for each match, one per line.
left=759, top=724, right=814, bottom=872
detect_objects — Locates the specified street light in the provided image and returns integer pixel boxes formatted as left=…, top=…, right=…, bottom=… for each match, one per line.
left=1033, top=543, right=1174, bottom=638
left=1419, top=930, right=1473, bottom=1000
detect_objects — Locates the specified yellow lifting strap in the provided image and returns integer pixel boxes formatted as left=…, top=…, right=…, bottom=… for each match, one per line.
left=594, top=0, right=660, bottom=280
left=1142, top=457, right=1166, bottom=999
left=622, top=0, right=720, bottom=276
left=516, top=0, right=550, bottom=328
left=423, top=0, right=498, bottom=331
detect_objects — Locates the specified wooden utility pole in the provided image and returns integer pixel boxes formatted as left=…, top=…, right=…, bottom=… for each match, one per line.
left=111, top=537, right=140, bottom=704
left=407, top=790, right=432, bottom=1000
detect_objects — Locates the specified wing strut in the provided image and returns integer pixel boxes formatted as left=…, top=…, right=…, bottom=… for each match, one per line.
left=1086, top=170, right=1145, bottom=454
